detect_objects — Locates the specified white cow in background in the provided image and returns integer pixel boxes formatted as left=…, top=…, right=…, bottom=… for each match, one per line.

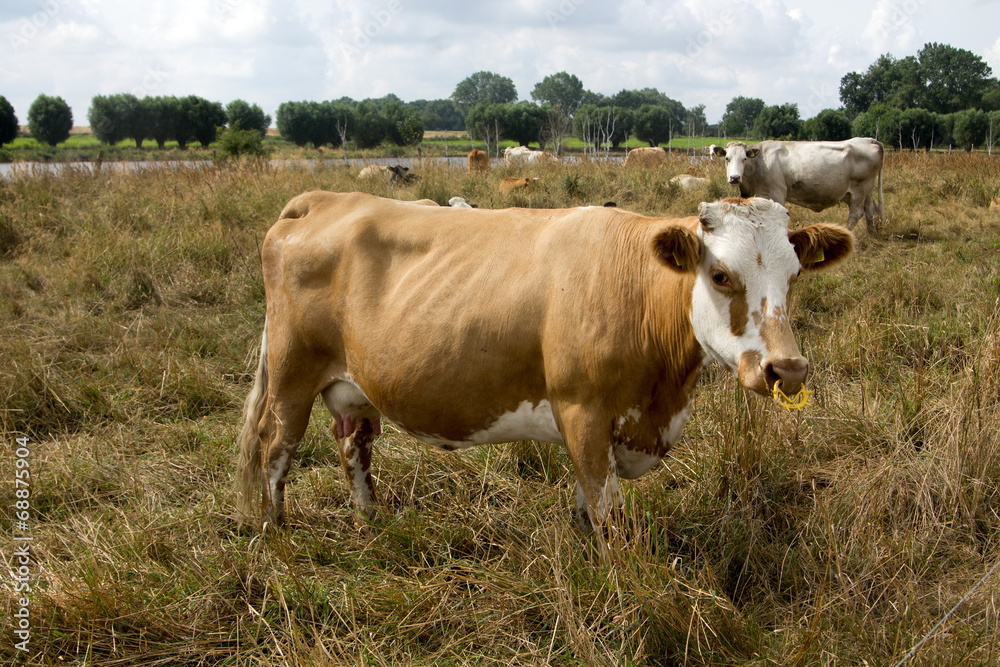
left=712, top=138, right=884, bottom=231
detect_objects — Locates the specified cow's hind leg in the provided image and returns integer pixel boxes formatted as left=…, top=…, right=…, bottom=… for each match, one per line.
left=322, top=381, right=382, bottom=523
left=259, top=395, right=315, bottom=527
left=334, top=418, right=379, bottom=523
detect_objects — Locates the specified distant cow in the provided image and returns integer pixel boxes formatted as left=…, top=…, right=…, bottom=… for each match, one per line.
left=503, top=146, right=557, bottom=166
left=467, top=149, right=490, bottom=174
left=624, top=147, right=668, bottom=168
left=712, top=139, right=884, bottom=230
left=236, top=192, right=853, bottom=541
left=358, top=164, right=416, bottom=185
left=500, top=177, right=540, bottom=192
left=669, top=175, right=709, bottom=190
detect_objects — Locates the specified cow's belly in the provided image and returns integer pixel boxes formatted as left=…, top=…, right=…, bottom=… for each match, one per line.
left=386, top=400, right=564, bottom=450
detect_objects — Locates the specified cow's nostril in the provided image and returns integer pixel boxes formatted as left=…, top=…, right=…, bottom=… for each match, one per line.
left=764, top=358, right=808, bottom=394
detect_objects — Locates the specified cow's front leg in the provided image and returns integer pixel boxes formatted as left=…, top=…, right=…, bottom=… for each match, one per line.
left=560, top=406, right=625, bottom=540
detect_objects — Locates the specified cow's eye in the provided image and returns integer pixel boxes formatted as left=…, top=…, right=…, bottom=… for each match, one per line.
left=712, top=271, right=731, bottom=288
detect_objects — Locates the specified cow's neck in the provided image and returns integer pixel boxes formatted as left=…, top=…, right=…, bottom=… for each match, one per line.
left=644, top=271, right=705, bottom=416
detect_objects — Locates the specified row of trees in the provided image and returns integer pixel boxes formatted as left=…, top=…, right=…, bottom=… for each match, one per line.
left=275, top=98, right=423, bottom=149
left=87, top=95, right=269, bottom=149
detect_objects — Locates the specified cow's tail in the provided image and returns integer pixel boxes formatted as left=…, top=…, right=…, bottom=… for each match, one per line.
left=876, top=141, right=885, bottom=224
left=235, top=320, right=269, bottom=523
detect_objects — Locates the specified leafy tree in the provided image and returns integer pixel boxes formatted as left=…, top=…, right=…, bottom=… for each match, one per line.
left=983, top=85, right=1000, bottom=112
left=801, top=109, right=852, bottom=141
left=0, top=95, right=17, bottom=147
left=89, top=94, right=148, bottom=148
left=188, top=97, right=226, bottom=147
left=144, top=96, right=180, bottom=149
left=28, top=94, right=73, bottom=146
left=531, top=72, right=585, bottom=117
left=752, top=103, right=801, bottom=140
left=383, top=101, right=422, bottom=146
left=451, top=71, right=517, bottom=114
left=612, top=87, right=673, bottom=109
left=720, top=96, right=765, bottom=137
left=88, top=95, right=128, bottom=145
left=465, top=103, right=507, bottom=155
left=412, top=99, right=464, bottom=131
left=218, top=126, right=270, bottom=161
left=851, top=103, right=900, bottom=143
left=276, top=101, right=314, bottom=147
left=353, top=101, right=390, bottom=149
left=226, top=99, right=271, bottom=137
left=951, top=109, right=989, bottom=150
left=897, top=108, right=943, bottom=150
left=632, top=105, right=674, bottom=147
left=918, top=42, right=995, bottom=114
left=503, top=102, right=546, bottom=147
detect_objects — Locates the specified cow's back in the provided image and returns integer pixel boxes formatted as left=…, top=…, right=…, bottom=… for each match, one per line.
left=263, top=192, right=664, bottom=439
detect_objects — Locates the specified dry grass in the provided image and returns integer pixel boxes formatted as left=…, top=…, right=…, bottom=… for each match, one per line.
left=2, top=152, right=1000, bottom=665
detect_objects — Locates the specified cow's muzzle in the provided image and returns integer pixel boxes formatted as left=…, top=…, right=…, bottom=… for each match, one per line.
left=728, top=176, right=741, bottom=185
left=738, top=351, right=808, bottom=396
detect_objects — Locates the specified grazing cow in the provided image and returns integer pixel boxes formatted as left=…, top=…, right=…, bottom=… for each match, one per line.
left=448, top=196, right=474, bottom=208
left=624, top=146, right=669, bottom=168
left=503, top=146, right=557, bottom=166
left=500, top=176, right=540, bottom=192
left=670, top=174, right=709, bottom=190
left=235, top=192, right=852, bottom=541
left=358, top=164, right=416, bottom=185
left=467, top=149, right=490, bottom=174
left=711, top=139, right=884, bottom=230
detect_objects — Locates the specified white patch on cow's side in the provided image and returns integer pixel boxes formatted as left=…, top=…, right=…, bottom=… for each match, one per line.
left=614, top=446, right=661, bottom=478
left=659, top=403, right=692, bottom=448
left=401, top=400, right=564, bottom=449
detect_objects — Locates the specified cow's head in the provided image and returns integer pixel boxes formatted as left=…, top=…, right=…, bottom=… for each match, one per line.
left=653, top=197, right=853, bottom=395
left=712, top=142, right=760, bottom=186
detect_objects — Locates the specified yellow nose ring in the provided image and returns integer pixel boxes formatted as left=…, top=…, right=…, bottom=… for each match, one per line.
left=772, top=380, right=813, bottom=412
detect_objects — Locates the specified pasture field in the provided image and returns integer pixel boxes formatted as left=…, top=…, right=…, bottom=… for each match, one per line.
left=2, top=153, right=1000, bottom=665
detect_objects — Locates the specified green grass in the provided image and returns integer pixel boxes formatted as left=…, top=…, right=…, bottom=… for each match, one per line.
left=2, top=153, right=1000, bottom=665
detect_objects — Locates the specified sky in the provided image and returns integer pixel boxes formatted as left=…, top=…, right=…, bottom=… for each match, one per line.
left=1, top=0, right=999, bottom=127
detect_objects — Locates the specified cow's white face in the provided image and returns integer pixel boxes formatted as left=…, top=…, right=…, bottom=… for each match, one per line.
left=654, top=197, right=853, bottom=396
left=713, top=143, right=760, bottom=186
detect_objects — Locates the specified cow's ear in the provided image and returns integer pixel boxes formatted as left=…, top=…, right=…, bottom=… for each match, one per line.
left=711, top=145, right=726, bottom=157
left=652, top=225, right=701, bottom=273
left=746, top=147, right=761, bottom=159
left=790, top=223, right=854, bottom=271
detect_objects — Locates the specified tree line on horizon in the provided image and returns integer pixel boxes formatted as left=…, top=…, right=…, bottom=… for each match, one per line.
left=1, top=42, right=998, bottom=153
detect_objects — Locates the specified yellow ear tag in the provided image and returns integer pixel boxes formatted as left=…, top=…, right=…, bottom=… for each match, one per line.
left=805, top=248, right=825, bottom=266
left=673, top=253, right=683, bottom=268
left=772, top=381, right=813, bottom=412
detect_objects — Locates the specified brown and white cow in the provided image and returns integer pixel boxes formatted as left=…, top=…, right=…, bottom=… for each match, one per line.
left=711, top=139, right=884, bottom=231
left=236, top=192, right=852, bottom=538
left=624, top=146, right=668, bottom=168
left=499, top=176, right=540, bottom=192
left=467, top=149, right=490, bottom=174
